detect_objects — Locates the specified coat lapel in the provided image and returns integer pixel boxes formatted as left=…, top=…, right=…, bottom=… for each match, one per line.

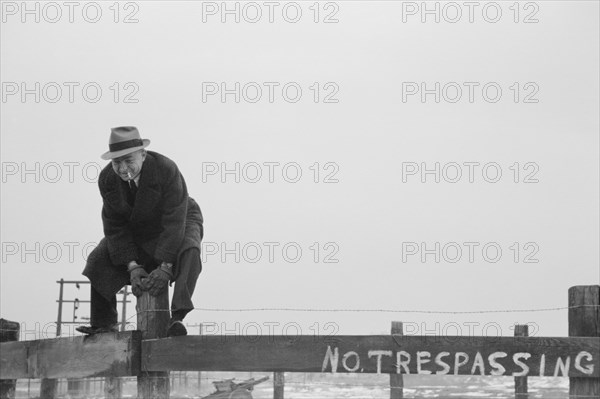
left=103, top=173, right=133, bottom=216
left=130, top=153, right=162, bottom=222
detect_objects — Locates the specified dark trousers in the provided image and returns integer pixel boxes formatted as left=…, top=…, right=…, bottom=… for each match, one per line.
left=90, top=248, right=202, bottom=327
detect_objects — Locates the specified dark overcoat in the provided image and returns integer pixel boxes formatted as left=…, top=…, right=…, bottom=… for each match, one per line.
left=83, top=151, right=203, bottom=299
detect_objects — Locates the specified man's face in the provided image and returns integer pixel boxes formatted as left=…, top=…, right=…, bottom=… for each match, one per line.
left=111, top=150, right=146, bottom=181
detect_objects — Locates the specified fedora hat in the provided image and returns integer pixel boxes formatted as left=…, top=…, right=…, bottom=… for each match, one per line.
left=101, top=126, right=150, bottom=160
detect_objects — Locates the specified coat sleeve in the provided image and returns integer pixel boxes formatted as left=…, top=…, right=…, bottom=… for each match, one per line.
left=154, top=165, right=188, bottom=263
left=100, top=180, right=138, bottom=266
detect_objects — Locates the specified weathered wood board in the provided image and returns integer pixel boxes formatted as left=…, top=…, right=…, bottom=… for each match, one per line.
left=143, top=335, right=600, bottom=378
left=0, top=319, right=20, bottom=399
left=2, top=333, right=598, bottom=379
left=569, top=285, right=600, bottom=396
left=0, top=331, right=141, bottom=379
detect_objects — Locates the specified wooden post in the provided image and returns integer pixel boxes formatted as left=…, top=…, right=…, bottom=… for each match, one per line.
left=390, top=321, right=403, bottom=399
left=137, top=290, right=170, bottom=399
left=514, top=324, right=528, bottom=398
left=40, top=379, right=58, bottom=399
left=104, top=286, right=130, bottom=398
left=104, top=376, right=123, bottom=399
left=39, top=280, right=66, bottom=399
left=121, top=286, right=130, bottom=331
left=67, top=378, right=83, bottom=398
left=569, top=285, right=599, bottom=398
left=197, top=370, right=202, bottom=394
left=273, top=372, right=284, bottom=399
left=0, top=319, right=19, bottom=399
left=197, top=324, right=202, bottom=395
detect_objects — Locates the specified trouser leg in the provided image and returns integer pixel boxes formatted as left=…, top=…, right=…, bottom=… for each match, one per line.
left=171, top=248, right=202, bottom=321
left=90, top=285, right=118, bottom=328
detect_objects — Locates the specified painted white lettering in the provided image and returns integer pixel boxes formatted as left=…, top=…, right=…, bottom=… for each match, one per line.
left=488, top=352, right=507, bottom=375
left=434, top=351, right=451, bottom=374
left=470, top=351, right=485, bottom=375
left=396, top=351, right=411, bottom=374
left=554, top=356, right=570, bottom=377
left=512, top=352, right=531, bottom=376
left=574, top=351, right=594, bottom=375
left=417, top=351, right=432, bottom=374
left=342, top=351, right=360, bottom=372
left=368, top=350, right=392, bottom=374
left=539, top=354, right=545, bottom=376
left=322, top=346, right=339, bottom=373
left=454, top=352, right=469, bottom=375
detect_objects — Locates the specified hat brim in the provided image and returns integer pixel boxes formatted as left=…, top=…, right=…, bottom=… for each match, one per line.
left=101, top=139, right=151, bottom=160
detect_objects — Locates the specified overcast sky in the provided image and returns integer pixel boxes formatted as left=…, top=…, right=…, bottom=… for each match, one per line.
left=1, top=1, right=598, bottom=340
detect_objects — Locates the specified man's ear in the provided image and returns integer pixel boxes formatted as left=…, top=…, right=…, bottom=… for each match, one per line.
left=141, top=149, right=147, bottom=161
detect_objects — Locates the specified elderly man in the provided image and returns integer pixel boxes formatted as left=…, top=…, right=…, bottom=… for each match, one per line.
left=77, top=126, right=203, bottom=337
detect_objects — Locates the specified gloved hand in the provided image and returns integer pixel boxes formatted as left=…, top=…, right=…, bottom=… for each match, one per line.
left=145, top=268, right=171, bottom=296
left=130, top=267, right=148, bottom=297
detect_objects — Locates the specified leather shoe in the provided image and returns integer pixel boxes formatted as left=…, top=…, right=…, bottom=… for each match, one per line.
left=167, top=320, right=187, bottom=337
left=76, top=325, right=118, bottom=335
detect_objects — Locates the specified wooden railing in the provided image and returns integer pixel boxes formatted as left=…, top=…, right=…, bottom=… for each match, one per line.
left=1, top=285, right=598, bottom=398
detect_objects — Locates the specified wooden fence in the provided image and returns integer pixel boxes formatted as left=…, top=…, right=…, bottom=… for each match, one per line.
left=1, top=285, right=598, bottom=398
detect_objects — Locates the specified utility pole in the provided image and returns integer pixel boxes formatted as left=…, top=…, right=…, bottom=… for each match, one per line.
left=55, top=280, right=131, bottom=332
left=120, top=286, right=129, bottom=331
left=56, top=278, right=64, bottom=337
left=55, top=280, right=131, bottom=398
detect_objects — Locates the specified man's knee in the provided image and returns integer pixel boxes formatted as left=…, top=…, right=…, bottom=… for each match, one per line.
left=83, top=238, right=130, bottom=299
left=175, top=248, right=202, bottom=282
left=189, top=247, right=202, bottom=276
left=85, top=239, right=111, bottom=266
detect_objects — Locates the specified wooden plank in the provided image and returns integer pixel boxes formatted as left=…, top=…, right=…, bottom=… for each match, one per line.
left=514, top=325, right=528, bottom=399
left=0, top=319, right=19, bottom=399
left=143, top=335, right=600, bottom=378
left=569, top=285, right=600, bottom=397
left=389, top=322, right=403, bottom=399
left=0, top=331, right=141, bottom=379
left=0, top=341, right=27, bottom=380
